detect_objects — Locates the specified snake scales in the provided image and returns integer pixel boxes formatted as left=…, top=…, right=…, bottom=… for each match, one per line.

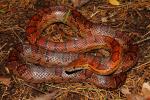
left=5, top=2, right=139, bottom=89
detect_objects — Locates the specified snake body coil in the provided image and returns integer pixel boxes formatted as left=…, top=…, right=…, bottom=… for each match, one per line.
left=6, top=5, right=139, bottom=89
left=7, top=46, right=127, bottom=89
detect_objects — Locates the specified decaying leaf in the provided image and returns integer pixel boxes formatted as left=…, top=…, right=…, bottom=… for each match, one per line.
left=121, top=87, right=144, bottom=100
left=121, top=82, right=150, bottom=100
left=121, top=87, right=131, bottom=95
left=142, top=82, right=150, bottom=99
left=101, top=17, right=108, bottom=23
left=0, top=76, right=11, bottom=86
left=126, top=94, right=144, bottom=100
left=108, top=0, right=120, bottom=5
left=31, top=90, right=59, bottom=100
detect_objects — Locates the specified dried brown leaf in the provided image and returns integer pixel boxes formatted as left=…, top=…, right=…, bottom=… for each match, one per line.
left=121, top=87, right=131, bottom=95
left=108, top=0, right=120, bottom=5
left=142, top=82, right=150, bottom=99
left=31, top=90, right=59, bottom=100
left=126, top=94, right=144, bottom=100
left=0, top=76, right=11, bottom=86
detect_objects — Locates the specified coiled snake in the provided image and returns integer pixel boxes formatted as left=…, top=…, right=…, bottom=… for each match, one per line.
left=6, top=4, right=138, bottom=89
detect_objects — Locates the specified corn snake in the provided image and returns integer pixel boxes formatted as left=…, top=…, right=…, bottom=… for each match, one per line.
left=26, top=6, right=138, bottom=75
left=5, top=4, right=138, bottom=89
left=6, top=43, right=127, bottom=89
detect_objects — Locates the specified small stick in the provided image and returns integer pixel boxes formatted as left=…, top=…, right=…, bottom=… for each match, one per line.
left=12, top=28, right=23, bottom=43
left=0, top=26, right=25, bottom=32
left=0, top=43, right=7, bottom=51
left=23, top=83, right=46, bottom=94
left=142, top=31, right=150, bottom=38
left=45, top=84, right=67, bottom=90
left=133, top=60, right=150, bottom=70
left=90, top=11, right=100, bottom=18
left=133, top=36, right=150, bottom=45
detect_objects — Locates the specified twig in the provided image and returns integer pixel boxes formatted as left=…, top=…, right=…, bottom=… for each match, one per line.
left=23, top=83, right=46, bottom=94
left=133, top=60, right=150, bottom=70
left=0, top=26, right=25, bottom=32
left=45, top=84, right=97, bottom=99
left=46, top=83, right=107, bottom=99
left=45, top=84, right=67, bottom=90
left=0, top=26, right=24, bottom=43
left=90, top=11, right=100, bottom=18
left=1, top=86, right=8, bottom=100
left=0, top=43, right=7, bottom=51
left=135, top=9, right=143, bottom=20
left=63, top=10, right=71, bottom=24
left=142, top=31, right=150, bottom=38
left=133, top=36, right=150, bottom=45
left=97, top=1, right=150, bottom=9
left=11, top=28, right=23, bottom=43
left=67, top=90, right=98, bottom=100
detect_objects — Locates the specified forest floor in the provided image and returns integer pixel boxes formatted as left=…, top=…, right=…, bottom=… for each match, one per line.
left=0, top=0, right=150, bottom=100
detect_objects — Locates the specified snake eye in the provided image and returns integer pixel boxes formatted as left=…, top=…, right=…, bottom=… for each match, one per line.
left=65, top=69, right=83, bottom=75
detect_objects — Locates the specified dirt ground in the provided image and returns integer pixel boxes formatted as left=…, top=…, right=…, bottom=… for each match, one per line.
left=0, top=0, right=150, bottom=100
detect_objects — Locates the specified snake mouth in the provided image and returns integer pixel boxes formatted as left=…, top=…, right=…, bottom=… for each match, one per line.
left=65, top=69, right=83, bottom=75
